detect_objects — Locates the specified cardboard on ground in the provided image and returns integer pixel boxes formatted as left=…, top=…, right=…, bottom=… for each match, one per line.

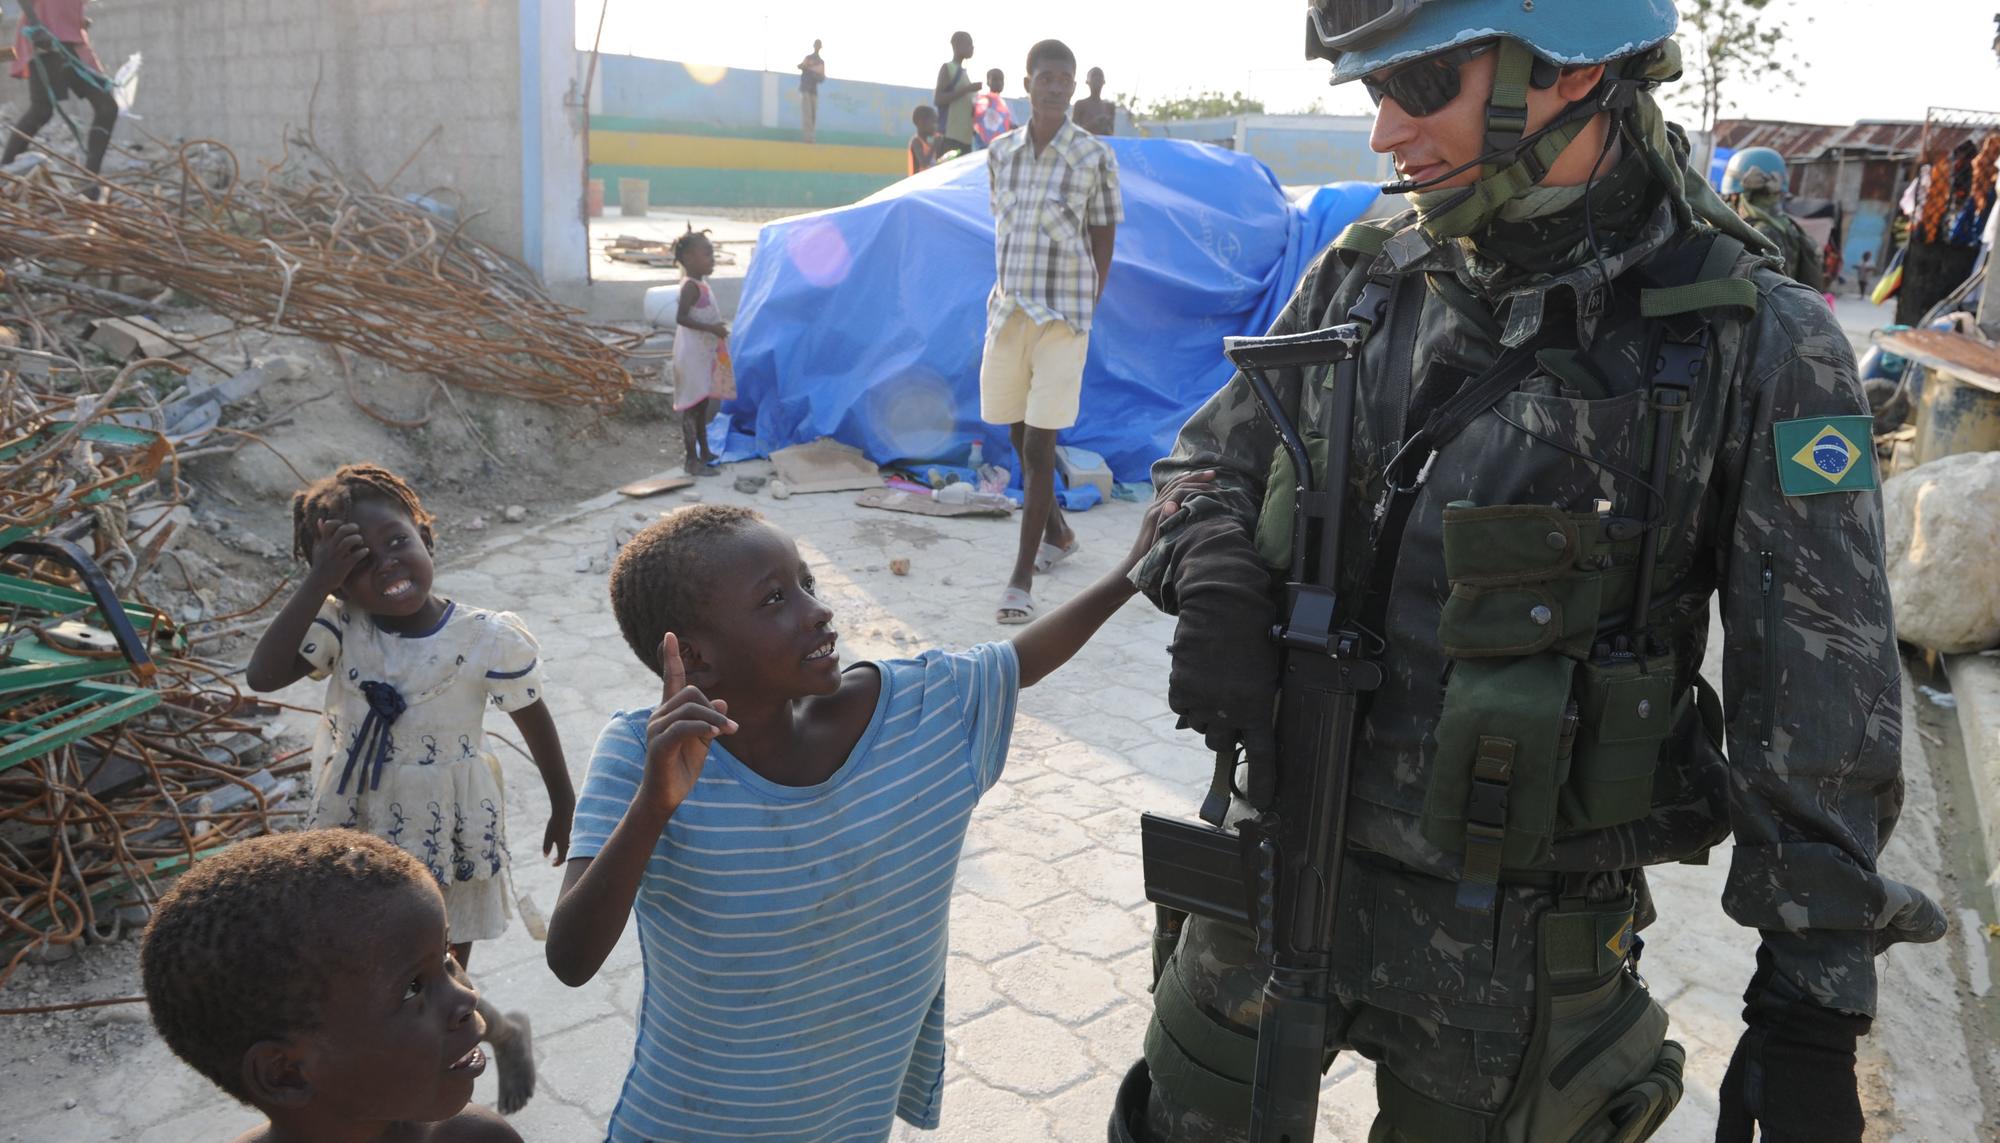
left=770, top=438, right=881, bottom=494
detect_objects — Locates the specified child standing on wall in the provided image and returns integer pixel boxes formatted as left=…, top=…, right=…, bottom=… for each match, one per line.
left=672, top=227, right=733, bottom=477
left=971, top=68, right=1015, bottom=149
left=245, top=464, right=576, bottom=1117
left=909, top=104, right=940, bottom=175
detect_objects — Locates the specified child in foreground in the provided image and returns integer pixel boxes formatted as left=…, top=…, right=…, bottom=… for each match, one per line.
left=246, top=463, right=574, bottom=1113
left=546, top=473, right=1213, bottom=1142
left=140, top=829, right=521, bottom=1143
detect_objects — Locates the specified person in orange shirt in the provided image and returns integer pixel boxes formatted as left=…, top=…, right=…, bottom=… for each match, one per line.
left=3, top=0, right=119, bottom=178
left=908, top=104, right=940, bottom=175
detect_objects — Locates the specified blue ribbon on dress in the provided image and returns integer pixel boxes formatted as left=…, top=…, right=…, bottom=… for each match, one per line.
left=335, top=680, right=408, bottom=794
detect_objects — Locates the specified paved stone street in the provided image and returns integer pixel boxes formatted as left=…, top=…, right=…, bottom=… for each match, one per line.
left=4, top=462, right=1991, bottom=1141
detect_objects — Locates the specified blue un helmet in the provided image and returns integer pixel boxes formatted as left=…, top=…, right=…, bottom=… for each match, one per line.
left=1721, top=146, right=1788, bottom=195
left=1304, top=0, right=1682, bottom=238
left=1306, top=0, right=1679, bottom=81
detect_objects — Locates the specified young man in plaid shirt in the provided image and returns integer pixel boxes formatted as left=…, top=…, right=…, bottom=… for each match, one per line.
left=982, top=37, right=1122, bottom=625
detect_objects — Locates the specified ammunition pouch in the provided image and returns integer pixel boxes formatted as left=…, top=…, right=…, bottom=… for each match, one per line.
left=1421, top=503, right=1680, bottom=910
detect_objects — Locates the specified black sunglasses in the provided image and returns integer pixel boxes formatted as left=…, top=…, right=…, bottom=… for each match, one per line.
left=1361, top=43, right=1491, bottom=118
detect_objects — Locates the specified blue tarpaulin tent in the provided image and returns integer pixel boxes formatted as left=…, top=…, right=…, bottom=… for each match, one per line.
left=725, top=137, right=1379, bottom=482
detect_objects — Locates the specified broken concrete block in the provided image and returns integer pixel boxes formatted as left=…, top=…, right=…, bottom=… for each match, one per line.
left=503, top=505, right=528, bottom=523
left=127, top=502, right=190, bottom=543
left=86, top=315, right=188, bottom=361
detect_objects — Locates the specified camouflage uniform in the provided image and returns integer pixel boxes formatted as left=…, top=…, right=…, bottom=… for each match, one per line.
left=1734, top=191, right=1828, bottom=292
left=1122, top=128, right=1944, bottom=1140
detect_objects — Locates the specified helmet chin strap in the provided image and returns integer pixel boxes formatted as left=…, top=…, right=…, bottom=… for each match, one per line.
left=1385, top=40, right=1640, bottom=242
left=1378, top=103, right=1594, bottom=195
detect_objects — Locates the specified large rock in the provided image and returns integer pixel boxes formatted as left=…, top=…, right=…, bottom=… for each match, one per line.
left=1883, top=450, right=2000, bottom=653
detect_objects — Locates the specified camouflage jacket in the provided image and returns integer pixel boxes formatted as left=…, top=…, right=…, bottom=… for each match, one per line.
left=1739, top=195, right=1829, bottom=292
left=1135, top=188, right=1936, bottom=1017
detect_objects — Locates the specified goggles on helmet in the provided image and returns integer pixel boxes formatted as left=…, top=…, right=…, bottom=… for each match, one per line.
left=1307, top=0, right=1437, bottom=60
left=1360, top=42, right=1490, bottom=117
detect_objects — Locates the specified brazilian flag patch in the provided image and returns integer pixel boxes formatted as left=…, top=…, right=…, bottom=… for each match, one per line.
left=1773, top=416, right=1877, bottom=496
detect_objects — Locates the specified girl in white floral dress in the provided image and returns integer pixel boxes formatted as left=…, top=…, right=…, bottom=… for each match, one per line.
left=246, top=464, right=573, bottom=1115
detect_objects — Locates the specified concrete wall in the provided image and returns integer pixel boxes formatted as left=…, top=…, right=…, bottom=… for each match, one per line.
left=1135, top=114, right=1388, bottom=186
left=84, top=0, right=548, bottom=271
left=577, top=52, right=1147, bottom=209
left=521, top=0, right=588, bottom=283
left=584, top=53, right=1058, bottom=208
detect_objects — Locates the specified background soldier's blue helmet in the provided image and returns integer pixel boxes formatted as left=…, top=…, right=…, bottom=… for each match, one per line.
left=1721, top=146, right=1788, bottom=195
left=1306, top=0, right=1680, bottom=81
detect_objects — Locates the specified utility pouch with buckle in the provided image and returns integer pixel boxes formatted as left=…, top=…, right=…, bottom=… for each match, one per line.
left=1423, top=502, right=1605, bottom=911
left=1560, top=652, right=1678, bottom=832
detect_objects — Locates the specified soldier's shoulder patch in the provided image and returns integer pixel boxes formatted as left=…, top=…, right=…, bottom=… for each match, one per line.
left=1773, top=416, right=1877, bottom=496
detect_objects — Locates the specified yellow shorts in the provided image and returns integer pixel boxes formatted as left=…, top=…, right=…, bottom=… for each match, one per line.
left=978, top=307, right=1088, bottom=430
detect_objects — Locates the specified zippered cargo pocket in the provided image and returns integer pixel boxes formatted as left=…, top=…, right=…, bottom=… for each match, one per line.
left=1550, top=984, right=1652, bottom=1091
left=1760, top=550, right=1780, bottom=748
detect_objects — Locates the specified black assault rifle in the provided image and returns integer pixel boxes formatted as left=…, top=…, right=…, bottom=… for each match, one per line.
left=1139, top=324, right=1380, bottom=1143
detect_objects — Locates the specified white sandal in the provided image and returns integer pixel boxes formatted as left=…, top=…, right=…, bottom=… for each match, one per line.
left=1034, top=537, right=1081, bottom=573
left=996, top=586, right=1035, bottom=625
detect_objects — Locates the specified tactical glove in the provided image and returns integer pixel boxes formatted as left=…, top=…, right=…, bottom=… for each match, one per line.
left=1160, top=516, right=1281, bottom=785
left=1714, top=948, right=1872, bottom=1143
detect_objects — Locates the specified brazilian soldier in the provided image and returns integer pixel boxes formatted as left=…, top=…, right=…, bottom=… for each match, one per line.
left=1722, top=146, right=1829, bottom=292
left=1112, top=2, right=1946, bottom=1141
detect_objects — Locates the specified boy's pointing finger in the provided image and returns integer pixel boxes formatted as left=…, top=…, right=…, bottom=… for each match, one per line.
left=661, top=632, right=685, bottom=697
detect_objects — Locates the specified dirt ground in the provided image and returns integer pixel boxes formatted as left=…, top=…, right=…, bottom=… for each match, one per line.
left=129, top=330, right=680, bottom=657
left=0, top=336, right=690, bottom=1116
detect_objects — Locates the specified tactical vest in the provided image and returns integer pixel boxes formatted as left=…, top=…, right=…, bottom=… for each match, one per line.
left=1740, top=200, right=1822, bottom=288
left=1250, top=216, right=1758, bottom=908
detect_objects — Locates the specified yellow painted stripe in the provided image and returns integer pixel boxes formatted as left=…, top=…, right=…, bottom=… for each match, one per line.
left=590, top=131, right=905, bottom=176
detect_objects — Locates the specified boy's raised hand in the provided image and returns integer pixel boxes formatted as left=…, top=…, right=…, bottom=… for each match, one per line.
left=305, top=518, right=369, bottom=590
left=642, top=632, right=736, bottom=817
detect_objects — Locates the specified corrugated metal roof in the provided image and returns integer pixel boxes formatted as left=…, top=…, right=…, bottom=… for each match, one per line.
left=1716, top=112, right=1999, bottom=164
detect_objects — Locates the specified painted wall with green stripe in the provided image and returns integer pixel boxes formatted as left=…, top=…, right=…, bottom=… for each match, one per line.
left=585, top=54, right=1024, bottom=208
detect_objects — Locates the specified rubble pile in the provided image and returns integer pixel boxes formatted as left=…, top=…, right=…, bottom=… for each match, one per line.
left=0, top=355, right=299, bottom=999
left=0, top=124, right=674, bottom=1004
left=0, top=138, right=639, bottom=410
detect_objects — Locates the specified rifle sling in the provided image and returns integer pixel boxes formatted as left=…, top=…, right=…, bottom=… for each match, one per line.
left=1357, top=329, right=1555, bottom=642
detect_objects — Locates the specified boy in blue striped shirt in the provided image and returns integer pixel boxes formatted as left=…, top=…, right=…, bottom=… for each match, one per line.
left=546, top=476, right=1210, bottom=1142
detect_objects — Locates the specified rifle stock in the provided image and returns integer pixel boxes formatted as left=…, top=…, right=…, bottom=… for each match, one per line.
left=1139, top=325, right=1379, bottom=1143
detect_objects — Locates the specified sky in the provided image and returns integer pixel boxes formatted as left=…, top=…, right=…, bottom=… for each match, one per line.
left=577, top=0, right=1997, bottom=127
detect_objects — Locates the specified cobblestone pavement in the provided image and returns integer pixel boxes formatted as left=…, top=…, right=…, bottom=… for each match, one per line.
left=5, top=463, right=1990, bottom=1141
